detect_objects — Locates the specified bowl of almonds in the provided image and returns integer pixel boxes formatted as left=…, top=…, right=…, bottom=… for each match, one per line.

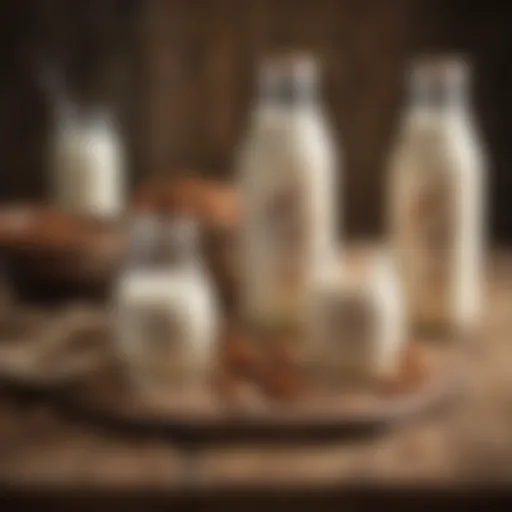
left=0, top=204, right=124, bottom=302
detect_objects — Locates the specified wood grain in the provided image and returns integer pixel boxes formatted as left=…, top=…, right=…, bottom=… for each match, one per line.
left=0, top=251, right=509, bottom=491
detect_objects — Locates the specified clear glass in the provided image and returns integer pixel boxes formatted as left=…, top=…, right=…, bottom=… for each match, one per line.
left=388, top=55, right=486, bottom=335
left=238, top=53, right=340, bottom=338
left=114, top=214, right=218, bottom=398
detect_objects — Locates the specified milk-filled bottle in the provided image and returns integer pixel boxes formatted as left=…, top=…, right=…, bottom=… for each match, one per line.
left=306, top=245, right=407, bottom=387
left=388, top=55, right=486, bottom=335
left=51, top=101, right=125, bottom=220
left=114, top=214, right=219, bottom=396
left=238, top=54, right=339, bottom=336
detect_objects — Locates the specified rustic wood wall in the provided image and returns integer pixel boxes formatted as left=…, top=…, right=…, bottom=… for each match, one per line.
left=145, top=0, right=412, bottom=236
left=1, top=0, right=511, bottom=240
left=0, top=0, right=141, bottom=200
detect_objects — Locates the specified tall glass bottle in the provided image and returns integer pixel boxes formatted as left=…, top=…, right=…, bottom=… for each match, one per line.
left=237, top=54, right=339, bottom=337
left=388, top=55, right=486, bottom=335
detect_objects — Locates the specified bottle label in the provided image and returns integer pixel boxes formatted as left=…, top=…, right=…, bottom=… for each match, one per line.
left=139, top=305, right=183, bottom=350
left=403, top=170, right=456, bottom=322
left=319, top=293, right=375, bottom=354
left=244, top=171, right=312, bottom=328
left=265, top=180, right=308, bottom=275
left=124, top=303, right=191, bottom=382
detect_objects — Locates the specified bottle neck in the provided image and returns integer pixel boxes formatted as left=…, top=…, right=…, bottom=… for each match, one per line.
left=406, top=57, right=471, bottom=117
left=124, top=214, right=202, bottom=272
left=256, top=56, right=320, bottom=109
left=124, top=214, right=159, bottom=270
left=84, top=105, right=116, bottom=134
left=258, top=78, right=318, bottom=108
left=408, top=82, right=469, bottom=115
left=160, top=216, right=202, bottom=270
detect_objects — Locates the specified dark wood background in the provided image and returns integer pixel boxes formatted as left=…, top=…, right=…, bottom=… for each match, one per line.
left=1, top=0, right=511, bottom=241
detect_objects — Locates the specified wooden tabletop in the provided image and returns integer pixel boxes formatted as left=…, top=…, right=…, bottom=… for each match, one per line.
left=0, top=250, right=511, bottom=495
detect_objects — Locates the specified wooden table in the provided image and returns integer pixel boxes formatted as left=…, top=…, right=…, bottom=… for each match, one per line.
left=0, top=251, right=511, bottom=505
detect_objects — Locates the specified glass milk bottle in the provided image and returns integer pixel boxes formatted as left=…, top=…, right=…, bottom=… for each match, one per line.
left=237, top=54, right=339, bottom=337
left=306, top=246, right=407, bottom=388
left=114, top=214, right=219, bottom=397
left=388, top=56, right=486, bottom=335
left=51, top=102, right=125, bottom=220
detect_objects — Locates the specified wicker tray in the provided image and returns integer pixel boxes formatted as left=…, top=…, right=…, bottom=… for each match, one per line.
left=54, top=337, right=461, bottom=442
left=0, top=294, right=462, bottom=442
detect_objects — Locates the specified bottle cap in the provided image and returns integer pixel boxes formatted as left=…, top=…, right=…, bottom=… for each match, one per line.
left=259, top=52, right=320, bottom=104
left=407, top=54, right=471, bottom=107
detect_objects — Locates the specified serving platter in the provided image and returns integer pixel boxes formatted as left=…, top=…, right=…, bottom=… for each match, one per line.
left=0, top=214, right=463, bottom=442
left=53, top=328, right=462, bottom=442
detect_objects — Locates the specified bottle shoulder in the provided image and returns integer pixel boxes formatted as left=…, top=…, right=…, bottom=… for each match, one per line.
left=389, top=111, right=484, bottom=175
left=239, top=109, right=338, bottom=172
left=117, top=266, right=212, bottom=299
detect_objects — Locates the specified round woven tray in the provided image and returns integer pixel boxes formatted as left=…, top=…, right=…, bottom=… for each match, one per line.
left=0, top=296, right=462, bottom=442
left=55, top=339, right=461, bottom=442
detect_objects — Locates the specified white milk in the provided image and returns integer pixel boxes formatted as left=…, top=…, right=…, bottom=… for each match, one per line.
left=306, top=246, right=407, bottom=384
left=237, top=55, right=340, bottom=334
left=114, top=216, right=218, bottom=394
left=388, top=56, right=486, bottom=335
left=51, top=106, right=125, bottom=220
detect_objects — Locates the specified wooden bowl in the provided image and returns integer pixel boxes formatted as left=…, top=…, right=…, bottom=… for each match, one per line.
left=0, top=204, right=125, bottom=302
left=133, top=177, right=241, bottom=309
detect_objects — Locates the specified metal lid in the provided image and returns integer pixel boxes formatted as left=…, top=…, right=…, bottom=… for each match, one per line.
left=407, top=54, right=471, bottom=107
left=258, top=53, right=321, bottom=104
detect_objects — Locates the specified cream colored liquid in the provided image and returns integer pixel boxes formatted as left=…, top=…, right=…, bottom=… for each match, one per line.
left=115, top=269, right=218, bottom=393
left=306, top=249, right=406, bottom=384
left=389, top=110, right=485, bottom=334
left=52, top=116, right=125, bottom=220
left=239, top=105, right=338, bottom=333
